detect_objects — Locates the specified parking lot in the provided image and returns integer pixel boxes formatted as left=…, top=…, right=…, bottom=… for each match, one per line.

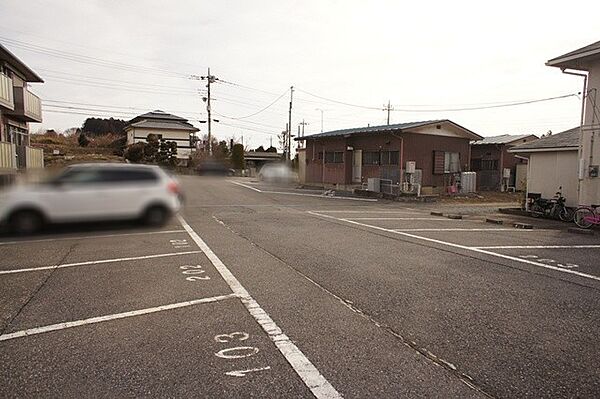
left=1, top=176, right=599, bottom=398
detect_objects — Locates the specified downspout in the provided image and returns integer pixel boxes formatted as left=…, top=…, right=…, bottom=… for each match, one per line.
left=391, top=132, right=404, bottom=190
left=561, top=68, right=587, bottom=198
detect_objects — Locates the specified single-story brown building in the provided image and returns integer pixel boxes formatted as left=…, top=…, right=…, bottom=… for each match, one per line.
left=470, top=134, right=537, bottom=191
left=295, top=119, right=482, bottom=193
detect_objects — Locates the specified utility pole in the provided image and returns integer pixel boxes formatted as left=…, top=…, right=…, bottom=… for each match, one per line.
left=198, top=68, right=218, bottom=155
left=287, top=86, right=294, bottom=162
left=383, top=100, right=393, bottom=125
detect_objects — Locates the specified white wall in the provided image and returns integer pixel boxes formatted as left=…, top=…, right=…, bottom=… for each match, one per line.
left=528, top=150, right=578, bottom=206
left=580, top=62, right=600, bottom=205
left=129, top=127, right=195, bottom=159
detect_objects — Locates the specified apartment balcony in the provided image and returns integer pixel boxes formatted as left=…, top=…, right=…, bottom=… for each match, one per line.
left=0, top=142, right=17, bottom=171
left=0, top=73, right=14, bottom=111
left=5, top=86, right=42, bottom=123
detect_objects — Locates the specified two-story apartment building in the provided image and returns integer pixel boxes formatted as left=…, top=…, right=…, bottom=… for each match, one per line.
left=546, top=40, right=600, bottom=205
left=0, top=43, right=44, bottom=174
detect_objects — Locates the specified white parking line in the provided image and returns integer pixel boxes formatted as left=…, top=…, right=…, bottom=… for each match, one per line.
left=348, top=217, right=448, bottom=221
left=308, top=211, right=600, bottom=283
left=0, top=293, right=238, bottom=342
left=0, top=229, right=186, bottom=246
left=0, top=251, right=202, bottom=275
left=178, top=215, right=341, bottom=399
left=393, top=228, right=526, bottom=232
left=474, top=245, right=600, bottom=249
left=231, top=180, right=377, bottom=202
left=311, top=210, right=420, bottom=214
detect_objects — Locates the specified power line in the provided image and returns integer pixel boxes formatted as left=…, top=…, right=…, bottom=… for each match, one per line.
left=1, top=37, right=189, bottom=78
left=43, top=99, right=204, bottom=116
left=216, top=88, right=289, bottom=120
left=391, top=93, right=579, bottom=112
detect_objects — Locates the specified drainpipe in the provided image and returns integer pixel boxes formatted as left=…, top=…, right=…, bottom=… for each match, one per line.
left=391, top=132, right=404, bottom=190
left=561, top=68, right=587, bottom=198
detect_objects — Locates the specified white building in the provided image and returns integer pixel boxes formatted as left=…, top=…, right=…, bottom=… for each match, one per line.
left=510, top=128, right=579, bottom=207
left=546, top=40, right=600, bottom=206
left=124, top=110, right=199, bottom=159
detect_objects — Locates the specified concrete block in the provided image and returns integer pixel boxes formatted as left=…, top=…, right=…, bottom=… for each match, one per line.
left=513, top=222, right=533, bottom=229
left=485, top=218, right=504, bottom=225
left=430, top=211, right=444, bottom=216
left=447, top=214, right=463, bottom=220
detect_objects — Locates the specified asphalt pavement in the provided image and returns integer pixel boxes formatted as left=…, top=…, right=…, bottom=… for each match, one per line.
left=1, top=176, right=599, bottom=398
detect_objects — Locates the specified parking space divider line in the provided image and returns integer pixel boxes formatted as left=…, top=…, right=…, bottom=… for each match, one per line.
left=307, top=211, right=600, bottom=283
left=0, top=229, right=187, bottom=246
left=0, top=294, right=239, bottom=342
left=231, top=180, right=377, bottom=202
left=0, top=251, right=202, bottom=275
left=473, top=245, right=600, bottom=249
left=177, top=215, right=342, bottom=399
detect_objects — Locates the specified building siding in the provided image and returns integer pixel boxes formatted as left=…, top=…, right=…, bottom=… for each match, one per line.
left=302, top=131, right=471, bottom=188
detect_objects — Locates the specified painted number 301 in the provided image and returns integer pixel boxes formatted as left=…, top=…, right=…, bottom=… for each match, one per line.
left=179, top=265, right=210, bottom=281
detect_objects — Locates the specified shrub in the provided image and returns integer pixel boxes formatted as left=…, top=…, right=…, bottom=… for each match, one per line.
left=231, top=143, right=245, bottom=169
left=124, top=142, right=146, bottom=163
left=78, top=133, right=90, bottom=147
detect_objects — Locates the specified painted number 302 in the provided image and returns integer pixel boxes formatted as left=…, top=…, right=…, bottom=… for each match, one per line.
left=179, top=265, right=210, bottom=281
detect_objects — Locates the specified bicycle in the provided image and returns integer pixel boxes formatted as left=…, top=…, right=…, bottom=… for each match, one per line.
left=573, top=204, right=600, bottom=229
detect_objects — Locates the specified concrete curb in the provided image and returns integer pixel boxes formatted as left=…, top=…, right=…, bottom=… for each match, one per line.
left=567, top=227, right=594, bottom=235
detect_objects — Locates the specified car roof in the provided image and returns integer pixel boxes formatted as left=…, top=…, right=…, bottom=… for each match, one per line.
left=67, top=163, right=159, bottom=170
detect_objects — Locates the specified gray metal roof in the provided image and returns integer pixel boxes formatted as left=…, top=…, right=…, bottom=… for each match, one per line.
left=509, top=127, right=579, bottom=152
left=126, top=120, right=199, bottom=132
left=0, top=43, right=44, bottom=82
left=547, top=40, right=600, bottom=67
left=296, top=119, right=482, bottom=140
left=132, top=110, right=188, bottom=122
left=472, top=134, right=537, bottom=145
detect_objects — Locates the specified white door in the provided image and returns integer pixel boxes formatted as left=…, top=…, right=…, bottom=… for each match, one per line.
left=352, top=150, right=362, bottom=183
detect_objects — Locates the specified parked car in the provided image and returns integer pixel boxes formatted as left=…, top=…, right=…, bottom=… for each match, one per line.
left=195, top=160, right=234, bottom=176
left=257, top=163, right=296, bottom=184
left=0, top=163, right=182, bottom=234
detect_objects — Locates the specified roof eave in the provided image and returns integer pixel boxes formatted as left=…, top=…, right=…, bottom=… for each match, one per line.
left=0, top=43, right=44, bottom=83
left=546, top=49, right=600, bottom=70
left=509, top=146, right=578, bottom=154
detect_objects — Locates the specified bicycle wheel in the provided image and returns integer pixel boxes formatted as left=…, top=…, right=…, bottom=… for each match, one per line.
left=574, top=207, right=594, bottom=229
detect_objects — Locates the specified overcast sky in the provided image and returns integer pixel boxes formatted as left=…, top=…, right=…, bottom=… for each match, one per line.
left=2, top=0, right=599, bottom=149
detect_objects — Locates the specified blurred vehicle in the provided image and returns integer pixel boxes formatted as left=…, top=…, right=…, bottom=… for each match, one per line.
left=195, top=160, right=234, bottom=176
left=257, top=163, right=296, bottom=184
left=0, top=163, right=182, bottom=234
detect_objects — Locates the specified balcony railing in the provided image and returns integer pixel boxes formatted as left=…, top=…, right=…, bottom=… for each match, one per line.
left=7, top=86, right=42, bottom=123
left=0, top=142, right=17, bottom=170
left=0, top=74, right=14, bottom=111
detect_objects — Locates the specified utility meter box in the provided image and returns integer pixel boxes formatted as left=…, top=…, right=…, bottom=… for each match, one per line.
left=503, top=168, right=511, bottom=178
left=589, top=165, right=599, bottom=178
left=405, top=161, right=416, bottom=174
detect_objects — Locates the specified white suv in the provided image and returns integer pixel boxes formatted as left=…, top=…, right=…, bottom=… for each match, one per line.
left=0, top=163, right=182, bottom=234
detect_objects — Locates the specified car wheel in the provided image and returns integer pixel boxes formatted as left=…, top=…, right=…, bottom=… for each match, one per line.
left=143, top=205, right=170, bottom=226
left=9, top=210, right=44, bottom=235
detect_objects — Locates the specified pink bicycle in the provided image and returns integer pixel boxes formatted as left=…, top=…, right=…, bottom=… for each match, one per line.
left=573, top=204, right=600, bottom=229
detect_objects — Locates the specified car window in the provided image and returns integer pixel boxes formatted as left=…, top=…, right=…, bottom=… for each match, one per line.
left=96, top=168, right=159, bottom=183
left=54, top=168, right=103, bottom=184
